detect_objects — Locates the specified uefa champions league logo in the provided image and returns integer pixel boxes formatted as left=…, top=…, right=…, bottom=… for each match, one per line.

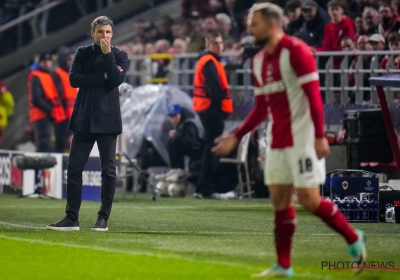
left=342, top=181, right=348, bottom=190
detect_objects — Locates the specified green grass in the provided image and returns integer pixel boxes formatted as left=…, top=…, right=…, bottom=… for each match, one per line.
left=0, top=192, right=399, bottom=280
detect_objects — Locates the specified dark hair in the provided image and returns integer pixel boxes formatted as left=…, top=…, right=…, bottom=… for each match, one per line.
left=327, top=0, right=343, bottom=9
left=91, top=16, right=113, bottom=33
left=340, top=36, right=354, bottom=42
left=387, top=31, right=400, bottom=43
left=205, top=31, right=222, bottom=44
left=285, top=0, right=301, bottom=12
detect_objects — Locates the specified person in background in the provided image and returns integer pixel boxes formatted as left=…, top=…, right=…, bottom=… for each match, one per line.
left=0, top=80, right=14, bottom=147
left=27, top=52, right=66, bottom=152
left=192, top=31, right=233, bottom=198
left=53, top=47, right=77, bottom=153
left=156, top=104, right=204, bottom=182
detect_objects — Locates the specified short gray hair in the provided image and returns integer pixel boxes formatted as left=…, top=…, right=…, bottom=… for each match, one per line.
left=91, top=16, right=114, bottom=32
left=248, top=3, right=284, bottom=27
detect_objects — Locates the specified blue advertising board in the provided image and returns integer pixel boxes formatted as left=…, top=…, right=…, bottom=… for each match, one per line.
left=62, top=155, right=102, bottom=201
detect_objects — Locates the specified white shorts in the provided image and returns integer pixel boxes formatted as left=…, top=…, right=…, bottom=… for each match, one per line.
left=264, top=145, right=326, bottom=188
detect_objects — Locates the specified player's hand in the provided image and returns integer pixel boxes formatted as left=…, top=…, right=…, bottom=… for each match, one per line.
left=169, top=130, right=176, bottom=138
left=117, top=66, right=123, bottom=72
left=100, top=38, right=111, bottom=54
left=315, top=137, right=330, bottom=159
left=212, top=133, right=238, bottom=156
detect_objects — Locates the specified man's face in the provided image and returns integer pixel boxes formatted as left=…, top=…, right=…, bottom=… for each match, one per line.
left=203, top=18, right=218, bottom=32
left=173, top=39, right=187, bottom=54
left=363, top=11, right=379, bottom=28
left=171, top=24, right=185, bottom=39
left=328, top=6, right=343, bottom=22
left=287, top=8, right=301, bottom=21
left=379, top=6, right=393, bottom=20
left=369, top=40, right=385, bottom=51
left=301, top=7, right=317, bottom=22
left=40, top=59, right=53, bottom=71
left=355, top=16, right=364, bottom=30
left=341, top=38, right=355, bottom=51
left=247, top=10, right=271, bottom=46
left=389, top=41, right=400, bottom=51
left=206, top=36, right=224, bottom=55
left=357, top=36, right=372, bottom=50
left=169, top=114, right=181, bottom=126
left=91, top=24, right=113, bottom=45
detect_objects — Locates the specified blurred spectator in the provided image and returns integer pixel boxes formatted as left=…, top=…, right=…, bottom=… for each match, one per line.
left=317, top=1, right=355, bottom=56
left=172, top=38, right=188, bottom=54
left=133, top=18, right=147, bottom=44
left=341, top=36, right=356, bottom=51
left=28, top=52, right=66, bottom=152
left=0, top=80, right=14, bottom=147
left=52, top=47, right=76, bottom=153
left=171, top=19, right=187, bottom=40
left=152, top=39, right=172, bottom=81
left=143, top=22, right=162, bottom=43
left=380, top=31, right=400, bottom=69
left=215, top=0, right=256, bottom=39
left=165, top=104, right=204, bottom=171
left=299, top=0, right=330, bottom=47
left=354, top=14, right=366, bottom=37
left=362, top=6, right=379, bottom=35
left=378, top=3, right=400, bottom=38
left=369, top=33, right=386, bottom=50
left=157, top=15, right=174, bottom=43
left=285, top=0, right=304, bottom=37
left=215, top=13, right=233, bottom=37
left=350, top=35, right=375, bottom=101
left=145, top=43, right=155, bottom=55
left=181, top=0, right=212, bottom=20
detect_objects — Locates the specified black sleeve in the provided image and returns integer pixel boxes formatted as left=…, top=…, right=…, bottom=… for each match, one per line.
left=31, top=76, right=52, bottom=114
left=69, top=47, right=107, bottom=88
left=103, top=49, right=128, bottom=88
left=202, top=60, right=225, bottom=106
left=178, top=122, right=199, bottom=148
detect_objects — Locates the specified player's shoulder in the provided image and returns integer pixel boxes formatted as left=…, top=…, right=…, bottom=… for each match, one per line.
left=282, top=35, right=311, bottom=53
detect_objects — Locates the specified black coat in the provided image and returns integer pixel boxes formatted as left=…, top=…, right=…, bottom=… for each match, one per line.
left=68, top=43, right=128, bottom=134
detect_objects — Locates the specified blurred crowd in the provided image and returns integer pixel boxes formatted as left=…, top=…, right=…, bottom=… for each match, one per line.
left=115, top=0, right=400, bottom=67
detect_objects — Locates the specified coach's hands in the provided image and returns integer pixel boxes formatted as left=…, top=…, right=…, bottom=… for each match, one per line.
left=100, top=38, right=111, bottom=54
left=212, top=133, right=238, bottom=156
left=315, top=137, right=330, bottom=159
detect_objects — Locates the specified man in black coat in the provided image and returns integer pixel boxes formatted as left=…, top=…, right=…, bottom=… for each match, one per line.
left=48, top=16, right=128, bottom=232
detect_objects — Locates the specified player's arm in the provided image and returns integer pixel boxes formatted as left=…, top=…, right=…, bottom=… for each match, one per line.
left=290, top=42, right=329, bottom=158
left=69, top=47, right=107, bottom=89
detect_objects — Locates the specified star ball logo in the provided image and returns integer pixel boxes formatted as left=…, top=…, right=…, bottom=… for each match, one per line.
left=322, top=261, right=400, bottom=271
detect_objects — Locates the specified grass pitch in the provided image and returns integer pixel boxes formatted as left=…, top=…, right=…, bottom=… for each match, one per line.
left=0, top=192, right=399, bottom=280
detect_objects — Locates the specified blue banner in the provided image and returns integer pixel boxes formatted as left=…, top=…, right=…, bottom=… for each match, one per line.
left=62, top=155, right=102, bottom=201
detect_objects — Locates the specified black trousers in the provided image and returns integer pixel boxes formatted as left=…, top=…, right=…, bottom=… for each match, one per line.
left=65, top=132, right=117, bottom=221
left=32, top=118, right=53, bottom=152
left=196, top=113, right=224, bottom=196
left=168, top=136, right=202, bottom=169
left=54, top=120, right=72, bottom=153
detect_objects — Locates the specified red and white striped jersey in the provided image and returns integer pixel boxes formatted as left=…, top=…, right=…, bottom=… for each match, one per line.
left=234, top=35, right=325, bottom=149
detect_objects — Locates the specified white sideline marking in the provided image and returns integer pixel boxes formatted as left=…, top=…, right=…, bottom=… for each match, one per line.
left=0, top=204, right=275, bottom=209
left=0, top=221, right=340, bottom=236
left=0, top=234, right=338, bottom=279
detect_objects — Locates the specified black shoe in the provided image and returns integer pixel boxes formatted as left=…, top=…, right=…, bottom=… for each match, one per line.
left=92, top=218, right=108, bottom=232
left=47, top=217, right=79, bottom=231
